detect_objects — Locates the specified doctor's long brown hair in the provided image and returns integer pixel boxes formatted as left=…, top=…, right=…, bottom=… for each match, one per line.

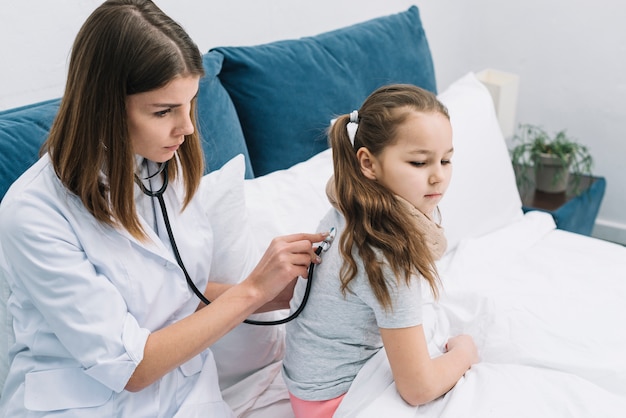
left=329, top=84, right=449, bottom=310
left=42, top=0, right=205, bottom=240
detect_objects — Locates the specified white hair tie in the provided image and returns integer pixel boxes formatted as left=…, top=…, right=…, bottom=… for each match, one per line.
left=346, top=110, right=359, bottom=145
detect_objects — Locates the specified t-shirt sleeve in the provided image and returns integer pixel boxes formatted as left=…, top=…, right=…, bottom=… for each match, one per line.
left=353, top=263, right=423, bottom=329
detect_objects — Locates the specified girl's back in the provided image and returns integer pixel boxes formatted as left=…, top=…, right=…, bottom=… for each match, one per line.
left=283, top=207, right=423, bottom=401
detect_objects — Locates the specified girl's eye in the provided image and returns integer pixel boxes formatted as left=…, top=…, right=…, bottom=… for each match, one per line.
left=410, top=161, right=426, bottom=167
left=441, top=159, right=452, bottom=165
left=154, top=108, right=171, bottom=117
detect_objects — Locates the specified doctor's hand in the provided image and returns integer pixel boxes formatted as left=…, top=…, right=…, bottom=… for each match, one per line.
left=247, top=232, right=327, bottom=313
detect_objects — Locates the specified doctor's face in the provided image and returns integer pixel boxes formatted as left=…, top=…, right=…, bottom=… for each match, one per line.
left=126, top=75, right=200, bottom=163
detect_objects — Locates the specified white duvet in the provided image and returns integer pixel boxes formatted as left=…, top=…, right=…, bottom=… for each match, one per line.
left=219, top=209, right=626, bottom=418
left=335, top=211, right=626, bottom=417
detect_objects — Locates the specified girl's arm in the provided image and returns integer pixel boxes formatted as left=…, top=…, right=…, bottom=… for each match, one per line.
left=125, top=232, right=326, bottom=392
left=380, top=325, right=478, bottom=406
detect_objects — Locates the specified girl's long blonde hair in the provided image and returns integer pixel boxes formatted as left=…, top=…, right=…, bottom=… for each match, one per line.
left=328, top=84, right=449, bottom=310
left=43, top=0, right=205, bottom=240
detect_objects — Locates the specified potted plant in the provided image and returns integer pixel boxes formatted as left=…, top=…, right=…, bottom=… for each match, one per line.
left=510, top=123, right=594, bottom=194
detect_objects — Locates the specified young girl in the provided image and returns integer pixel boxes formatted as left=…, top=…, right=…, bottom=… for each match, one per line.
left=282, top=84, right=479, bottom=417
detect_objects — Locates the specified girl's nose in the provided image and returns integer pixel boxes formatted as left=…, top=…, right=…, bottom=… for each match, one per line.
left=429, top=166, right=443, bottom=184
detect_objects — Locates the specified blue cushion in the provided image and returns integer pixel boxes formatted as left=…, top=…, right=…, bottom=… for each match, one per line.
left=522, top=177, right=607, bottom=236
left=0, top=99, right=60, bottom=201
left=197, top=51, right=254, bottom=178
left=212, top=5, right=436, bottom=176
left=0, top=51, right=253, bottom=202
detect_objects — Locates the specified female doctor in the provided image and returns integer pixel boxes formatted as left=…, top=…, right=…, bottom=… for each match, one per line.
left=0, top=0, right=325, bottom=416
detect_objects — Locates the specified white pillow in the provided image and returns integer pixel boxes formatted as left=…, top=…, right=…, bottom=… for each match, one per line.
left=437, top=73, right=524, bottom=251
left=244, top=148, right=334, bottom=252
left=200, top=154, right=258, bottom=285
left=198, top=155, right=285, bottom=390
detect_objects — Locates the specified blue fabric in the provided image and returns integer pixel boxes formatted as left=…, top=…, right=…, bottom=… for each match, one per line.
left=523, top=177, right=606, bottom=236
left=0, top=99, right=60, bottom=201
left=197, top=51, right=254, bottom=178
left=0, top=52, right=255, bottom=202
left=213, top=5, right=436, bottom=176
left=551, top=177, right=606, bottom=236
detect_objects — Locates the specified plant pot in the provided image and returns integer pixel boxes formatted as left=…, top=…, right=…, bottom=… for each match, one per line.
left=534, top=153, right=570, bottom=193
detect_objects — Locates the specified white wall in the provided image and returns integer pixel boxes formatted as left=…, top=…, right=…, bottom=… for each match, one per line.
left=424, top=0, right=626, bottom=245
left=1, top=0, right=625, bottom=244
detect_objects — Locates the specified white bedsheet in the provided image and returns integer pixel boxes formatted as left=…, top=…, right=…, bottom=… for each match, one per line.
left=334, top=211, right=626, bottom=417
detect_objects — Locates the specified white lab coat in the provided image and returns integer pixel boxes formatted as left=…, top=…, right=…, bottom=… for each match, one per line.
left=0, top=155, right=235, bottom=417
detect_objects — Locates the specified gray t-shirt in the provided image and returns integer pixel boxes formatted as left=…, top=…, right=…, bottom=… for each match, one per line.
left=282, top=208, right=423, bottom=401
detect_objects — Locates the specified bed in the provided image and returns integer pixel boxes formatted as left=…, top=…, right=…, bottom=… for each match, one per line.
left=1, top=5, right=625, bottom=417
left=197, top=72, right=626, bottom=417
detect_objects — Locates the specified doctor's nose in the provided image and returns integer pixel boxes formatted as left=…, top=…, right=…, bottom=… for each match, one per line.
left=174, top=113, right=195, bottom=137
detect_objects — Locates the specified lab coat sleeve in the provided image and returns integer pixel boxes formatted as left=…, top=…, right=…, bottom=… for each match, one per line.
left=0, top=193, right=149, bottom=393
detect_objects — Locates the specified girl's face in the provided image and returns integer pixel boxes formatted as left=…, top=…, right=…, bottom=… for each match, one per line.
left=126, top=75, right=200, bottom=163
left=363, top=110, right=453, bottom=217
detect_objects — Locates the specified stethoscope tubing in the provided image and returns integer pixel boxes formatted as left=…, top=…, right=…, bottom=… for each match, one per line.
left=136, top=161, right=316, bottom=326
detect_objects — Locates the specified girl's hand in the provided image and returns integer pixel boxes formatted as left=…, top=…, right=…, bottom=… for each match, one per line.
left=382, top=326, right=479, bottom=406
left=445, top=334, right=479, bottom=367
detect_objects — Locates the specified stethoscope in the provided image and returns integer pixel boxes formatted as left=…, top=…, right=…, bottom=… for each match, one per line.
left=134, top=160, right=335, bottom=326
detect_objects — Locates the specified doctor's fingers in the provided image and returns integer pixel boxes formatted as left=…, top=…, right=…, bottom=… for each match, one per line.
left=270, top=232, right=328, bottom=262
left=254, top=247, right=314, bottom=285
left=267, top=250, right=315, bottom=279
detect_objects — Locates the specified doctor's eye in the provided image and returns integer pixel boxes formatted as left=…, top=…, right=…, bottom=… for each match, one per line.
left=154, top=108, right=172, bottom=118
